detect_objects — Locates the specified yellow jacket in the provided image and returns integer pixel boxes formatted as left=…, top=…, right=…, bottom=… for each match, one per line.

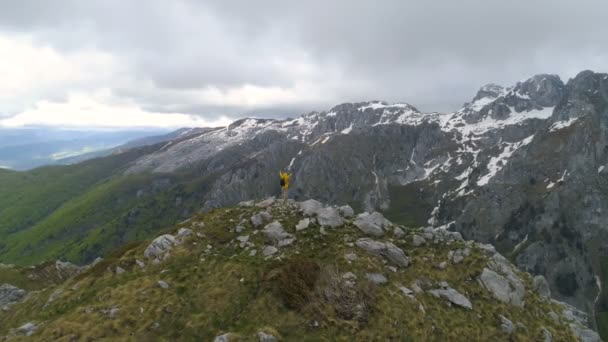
left=280, top=171, right=290, bottom=189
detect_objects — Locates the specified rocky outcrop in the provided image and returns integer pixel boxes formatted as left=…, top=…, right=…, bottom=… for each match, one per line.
left=354, top=212, right=391, bottom=237
left=355, top=238, right=409, bottom=268
left=0, top=284, right=26, bottom=308
left=144, top=234, right=176, bottom=260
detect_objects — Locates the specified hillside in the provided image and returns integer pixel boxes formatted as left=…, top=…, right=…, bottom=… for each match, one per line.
left=0, top=199, right=600, bottom=341
left=1, top=70, right=607, bottom=336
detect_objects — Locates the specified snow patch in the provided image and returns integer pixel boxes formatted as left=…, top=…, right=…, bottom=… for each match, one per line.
left=477, top=135, right=534, bottom=186
left=549, top=118, right=578, bottom=132
left=599, top=166, right=605, bottom=174
left=341, top=123, right=353, bottom=134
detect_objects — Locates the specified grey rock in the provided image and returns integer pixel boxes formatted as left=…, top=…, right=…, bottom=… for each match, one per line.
left=354, top=212, right=390, bottom=237
left=533, top=275, right=551, bottom=298
left=541, top=327, right=553, bottom=342
left=249, top=249, right=257, bottom=257
left=393, top=227, right=405, bottom=238
left=316, top=207, right=344, bottom=228
left=144, top=234, right=176, bottom=260
left=498, top=314, right=514, bottom=334
left=295, top=218, right=310, bottom=231
left=237, top=235, right=250, bottom=248
left=337, top=205, right=355, bottom=218
left=478, top=267, right=524, bottom=307
left=263, top=246, right=279, bottom=256
left=569, top=323, right=601, bottom=342
left=277, top=238, right=296, bottom=248
left=177, top=228, right=193, bottom=238
left=262, top=221, right=294, bottom=244
left=251, top=211, right=273, bottom=227
left=299, top=199, right=323, bottom=216
left=428, top=288, right=472, bottom=310
left=116, top=266, right=125, bottom=275
left=355, top=238, right=409, bottom=267
left=342, top=272, right=357, bottom=280
left=344, top=253, right=358, bottom=262
left=238, top=200, right=254, bottom=207
left=438, top=262, right=447, bottom=270
left=412, top=234, right=426, bottom=246
left=158, top=280, right=170, bottom=289
left=136, top=260, right=146, bottom=268
left=399, top=286, right=415, bottom=298
left=256, top=197, right=276, bottom=208
left=214, top=333, right=232, bottom=342
left=366, top=273, right=388, bottom=285
left=258, top=331, right=277, bottom=342
left=17, top=322, right=37, bottom=336
left=47, top=288, right=62, bottom=303
left=236, top=225, right=246, bottom=233
left=0, top=284, right=26, bottom=306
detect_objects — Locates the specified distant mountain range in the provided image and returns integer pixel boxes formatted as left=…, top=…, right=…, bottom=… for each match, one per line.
left=0, top=127, right=171, bottom=170
left=0, top=70, right=607, bottom=337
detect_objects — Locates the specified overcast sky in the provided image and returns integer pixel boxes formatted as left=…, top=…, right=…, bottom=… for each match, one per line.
left=0, top=0, right=606, bottom=129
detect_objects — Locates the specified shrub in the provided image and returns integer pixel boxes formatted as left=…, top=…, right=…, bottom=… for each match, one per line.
left=273, top=258, right=320, bottom=309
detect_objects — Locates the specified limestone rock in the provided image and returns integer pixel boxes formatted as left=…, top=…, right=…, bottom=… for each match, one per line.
left=412, top=234, right=426, bottom=247
left=299, top=199, right=323, bottom=216
left=428, top=288, right=472, bottom=310
left=316, top=207, right=344, bottom=228
left=257, top=331, right=277, bottom=342
left=366, top=273, right=388, bottom=285
left=144, top=234, right=176, bottom=260
left=533, top=275, right=551, bottom=299
left=337, top=205, right=355, bottom=218
left=356, top=238, right=409, bottom=267
left=295, top=218, right=310, bottom=231
left=354, top=212, right=390, bottom=237
left=0, top=284, right=26, bottom=306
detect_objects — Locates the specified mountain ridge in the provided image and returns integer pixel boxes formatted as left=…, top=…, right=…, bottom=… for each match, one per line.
left=1, top=70, right=607, bottom=337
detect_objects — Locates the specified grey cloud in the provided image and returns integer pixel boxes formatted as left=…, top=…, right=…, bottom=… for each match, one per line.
left=0, top=0, right=607, bottom=123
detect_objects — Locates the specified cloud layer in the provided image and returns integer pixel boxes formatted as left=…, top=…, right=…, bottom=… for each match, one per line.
left=0, top=0, right=607, bottom=128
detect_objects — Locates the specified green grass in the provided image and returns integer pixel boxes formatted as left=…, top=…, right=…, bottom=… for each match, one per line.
left=0, top=203, right=578, bottom=341
left=383, top=183, right=434, bottom=227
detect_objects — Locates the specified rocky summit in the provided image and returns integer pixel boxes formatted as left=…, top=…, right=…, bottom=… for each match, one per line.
left=0, top=199, right=600, bottom=341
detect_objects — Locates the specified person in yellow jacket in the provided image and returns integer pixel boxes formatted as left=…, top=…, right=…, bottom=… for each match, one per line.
left=279, top=171, right=290, bottom=200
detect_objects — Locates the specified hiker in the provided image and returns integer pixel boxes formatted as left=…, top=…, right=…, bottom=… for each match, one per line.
left=279, top=171, right=290, bottom=200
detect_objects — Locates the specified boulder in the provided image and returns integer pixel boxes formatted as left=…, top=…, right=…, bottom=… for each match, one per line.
left=299, top=199, right=323, bottom=216
left=428, top=288, right=472, bottom=310
left=344, top=253, right=358, bottom=262
left=338, top=205, right=355, bottom=218
left=263, top=246, right=279, bottom=256
left=478, top=268, right=524, bottom=307
left=316, top=207, right=344, bottom=228
left=158, top=280, right=170, bottom=289
left=262, top=221, right=294, bottom=245
left=0, top=284, right=26, bottom=306
left=256, top=197, right=276, bottom=208
left=393, top=227, right=405, bottom=238
left=569, top=323, right=602, bottom=342
left=251, top=211, right=273, bottom=227
left=214, top=333, right=232, bottom=342
left=498, top=314, right=515, bottom=334
left=354, top=212, right=390, bottom=237
left=355, top=238, right=409, bottom=267
left=136, top=260, right=146, bottom=268
left=412, top=234, right=426, bottom=247
left=533, top=275, right=551, bottom=298
left=17, top=322, right=37, bottom=336
left=366, top=273, right=388, bottom=285
left=257, top=331, right=277, bottom=342
left=177, top=228, right=193, bottom=238
left=144, top=234, right=176, bottom=260
left=238, top=200, right=254, bottom=207
left=116, top=266, right=126, bottom=275
left=295, top=218, right=310, bottom=231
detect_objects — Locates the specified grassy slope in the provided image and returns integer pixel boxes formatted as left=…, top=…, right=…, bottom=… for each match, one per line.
left=0, top=145, right=202, bottom=266
left=0, top=203, right=577, bottom=341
